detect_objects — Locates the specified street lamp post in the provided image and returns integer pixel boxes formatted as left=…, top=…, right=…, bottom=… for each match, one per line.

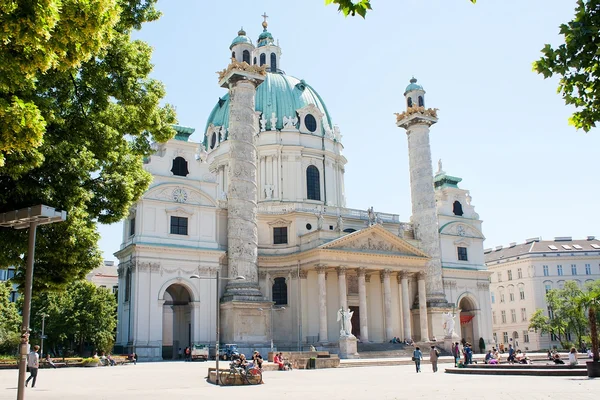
left=190, top=272, right=244, bottom=386
left=40, top=313, right=48, bottom=358
left=0, top=205, right=67, bottom=400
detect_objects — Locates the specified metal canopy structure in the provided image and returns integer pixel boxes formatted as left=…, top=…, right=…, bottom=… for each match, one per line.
left=0, top=205, right=67, bottom=230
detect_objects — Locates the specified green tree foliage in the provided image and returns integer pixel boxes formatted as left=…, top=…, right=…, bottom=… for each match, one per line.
left=0, top=282, right=20, bottom=354
left=576, top=283, right=600, bottom=362
left=324, top=0, right=476, bottom=18
left=29, top=281, right=117, bottom=355
left=534, top=0, right=600, bottom=132
left=0, top=0, right=121, bottom=169
left=0, top=0, right=176, bottom=290
left=529, top=280, right=599, bottom=349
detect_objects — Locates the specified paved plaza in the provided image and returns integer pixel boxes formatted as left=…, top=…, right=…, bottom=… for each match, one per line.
left=0, top=361, right=597, bottom=400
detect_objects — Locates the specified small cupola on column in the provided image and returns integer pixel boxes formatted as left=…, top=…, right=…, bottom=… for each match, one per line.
left=254, top=12, right=282, bottom=73
left=404, top=77, right=426, bottom=109
left=230, top=27, right=254, bottom=64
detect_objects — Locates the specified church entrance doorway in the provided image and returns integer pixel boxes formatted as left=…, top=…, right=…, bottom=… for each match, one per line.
left=162, top=284, right=192, bottom=360
left=349, top=306, right=360, bottom=338
left=459, top=297, right=476, bottom=346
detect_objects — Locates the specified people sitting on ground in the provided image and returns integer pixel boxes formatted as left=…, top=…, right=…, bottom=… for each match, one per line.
left=45, top=354, right=57, bottom=369
left=252, top=351, right=263, bottom=369
left=568, top=347, right=578, bottom=366
left=553, top=353, right=565, bottom=365
left=107, top=353, right=116, bottom=366
left=484, top=350, right=493, bottom=364
left=515, top=350, right=529, bottom=364
left=235, top=354, right=249, bottom=371
left=280, top=353, right=293, bottom=370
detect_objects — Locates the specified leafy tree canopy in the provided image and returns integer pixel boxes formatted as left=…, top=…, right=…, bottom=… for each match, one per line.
left=0, top=282, right=20, bottom=354
left=325, top=0, right=476, bottom=18
left=0, top=0, right=176, bottom=291
left=534, top=0, right=600, bottom=132
left=28, top=280, right=117, bottom=355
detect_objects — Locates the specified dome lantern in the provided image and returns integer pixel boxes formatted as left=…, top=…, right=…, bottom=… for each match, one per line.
left=230, top=27, right=254, bottom=64
left=254, top=12, right=282, bottom=73
left=404, top=77, right=426, bottom=109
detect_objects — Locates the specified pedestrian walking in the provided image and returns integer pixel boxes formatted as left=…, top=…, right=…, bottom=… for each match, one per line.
left=412, top=346, right=423, bottom=373
left=26, top=345, right=40, bottom=388
left=429, top=346, right=439, bottom=372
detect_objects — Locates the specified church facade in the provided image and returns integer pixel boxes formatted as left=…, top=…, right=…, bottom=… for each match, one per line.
left=114, top=19, right=492, bottom=360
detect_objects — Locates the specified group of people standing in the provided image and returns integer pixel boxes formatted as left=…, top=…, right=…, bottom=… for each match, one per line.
left=411, top=345, right=440, bottom=373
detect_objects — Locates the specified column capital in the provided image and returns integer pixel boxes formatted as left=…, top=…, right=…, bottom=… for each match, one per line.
left=357, top=267, right=366, bottom=277
left=399, top=270, right=410, bottom=280
left=336, top=266, right=347, bottom=276
left=299, top=270, right=308, bottom=279
left=382, top=269, right=391, bottom=277
left=315, top=265, right=328, bottom=274
left=365, top=274, right=371, bottom=283
left=417, top=271, right=427, bottom=280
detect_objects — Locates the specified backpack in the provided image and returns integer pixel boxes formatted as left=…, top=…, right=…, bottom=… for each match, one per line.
left=435, top=349, right=440, bottom=357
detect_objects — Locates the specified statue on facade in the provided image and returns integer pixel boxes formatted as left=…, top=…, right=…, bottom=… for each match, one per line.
left=283, top=115, right=296, bottom=129
left=316, top=211, right=324, bottom=230
left=264, top=184, right=274, bottom=200
left=260, top=115, right=267, bottom=132
left=333, top=125, right=341, bottom=142
left=219, top=126, right=226, bottom=142
left=466, top=192, right=472, bottom=205
left=336, top=214, right=344, bottom=233
left=443, top=312, right=457, bottom=338
left=337, top=308, right=354, bottom=337
left=367, top=206, right=375, bottom=226
left=270, top=112, right=277, bottom=131
left=195, top=145, right=208, bottom=163
left=398, top=222, right=406, bottom=238
left=437, top=158, right=443, bottom=174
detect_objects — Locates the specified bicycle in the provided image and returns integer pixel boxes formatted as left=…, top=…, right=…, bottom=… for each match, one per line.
left=219, top=361, right=262, bottom=386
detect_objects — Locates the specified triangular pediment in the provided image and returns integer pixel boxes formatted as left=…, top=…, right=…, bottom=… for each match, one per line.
left=319, top=224, right=428, bottom=258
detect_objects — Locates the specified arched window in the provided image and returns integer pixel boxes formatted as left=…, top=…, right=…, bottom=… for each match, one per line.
left=305, top=114, right=317, bottom=132
left=407, top=97, right=413, bottom=108
left=418, top=96, right=424, bottom=107
left=253, top=57, right=257, bottom=65
left=453, top=201, right=463, bottom=216
left=260, top=53, right=266, bottom=66
left=306, top=165, right=321, bottom=201
left=210, top=133, right=217, bottom=149
left=243, top=50, right=250, bottom=64
left=270, top=52, right=277, bottom=72
left=232, top=51, right=235, bottom=59
left=272, top=277, right=287, bottom=305
left=171, top=157, right=189, bottom=177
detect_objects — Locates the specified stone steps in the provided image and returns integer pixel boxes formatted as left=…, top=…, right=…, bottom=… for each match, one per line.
left=466, top=364, right=586, bottom=370
left=445, top=366, right=587, bottom=376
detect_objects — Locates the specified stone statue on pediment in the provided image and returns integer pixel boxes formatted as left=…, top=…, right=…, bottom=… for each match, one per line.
left=367, top=206, right=375, bottom=227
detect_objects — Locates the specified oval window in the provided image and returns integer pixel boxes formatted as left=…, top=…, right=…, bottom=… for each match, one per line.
left=305, top=114, right=317, bottom=132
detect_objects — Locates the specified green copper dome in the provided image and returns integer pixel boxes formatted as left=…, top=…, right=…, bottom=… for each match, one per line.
left=404, top=77, right=424, bottom=95
left=230, top=28, right=252, bottom=49
left=257, top=30, right=274, bottom=47
left=204, top=73, right=333, bottom=146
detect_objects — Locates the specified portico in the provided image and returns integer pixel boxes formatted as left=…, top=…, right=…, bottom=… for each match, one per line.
left=258, top=224, right=433, bottom=346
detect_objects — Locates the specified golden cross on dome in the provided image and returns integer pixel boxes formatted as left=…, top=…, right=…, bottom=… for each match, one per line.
left=261, top=12, right=269, bottom=30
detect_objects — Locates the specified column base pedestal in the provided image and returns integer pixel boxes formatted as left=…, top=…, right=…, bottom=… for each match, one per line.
left=220, top=300, right=273, bottom=346
left=338, top=336, right=359, bottom=359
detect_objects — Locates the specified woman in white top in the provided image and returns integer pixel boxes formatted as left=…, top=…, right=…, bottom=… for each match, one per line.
left=568, top=347, right=578, bottom=366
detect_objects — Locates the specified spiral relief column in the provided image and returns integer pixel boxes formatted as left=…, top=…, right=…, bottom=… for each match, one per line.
left=217, top=62, right=272, bottom=347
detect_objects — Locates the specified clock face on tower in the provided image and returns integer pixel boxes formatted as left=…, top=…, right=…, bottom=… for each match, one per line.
left=172, top=188, right=188, bottom=203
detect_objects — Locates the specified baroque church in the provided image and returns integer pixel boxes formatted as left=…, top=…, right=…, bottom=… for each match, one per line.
left=115, top=18, right=493, bottom=360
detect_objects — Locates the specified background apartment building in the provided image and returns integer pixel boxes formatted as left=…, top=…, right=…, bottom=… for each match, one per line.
left=486, top=236, right=600, bottom=351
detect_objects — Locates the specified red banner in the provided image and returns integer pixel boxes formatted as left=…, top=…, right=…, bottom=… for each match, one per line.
left=460, top=315, right=474, bottom=325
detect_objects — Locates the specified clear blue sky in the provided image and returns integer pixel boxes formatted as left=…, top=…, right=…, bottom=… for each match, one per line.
left=99, top=0, right=599, bottom=263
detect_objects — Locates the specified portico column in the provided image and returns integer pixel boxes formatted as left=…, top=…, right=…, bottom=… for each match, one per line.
left=357, top=268, right=369, bottom=342
left=382, top=269, right=393, bottom=341
left=337, top=267, right=348, bottom=311
left=190, top=301, right=202, bottom=344
left=316, top=266, right=328, bottom=343
left=418, top=272, right=429, bottom=341
left=400, top=271, right=412, bottom=341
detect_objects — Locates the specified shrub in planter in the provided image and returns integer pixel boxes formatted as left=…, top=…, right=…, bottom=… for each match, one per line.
left=81, top=357, right=100, bottom=367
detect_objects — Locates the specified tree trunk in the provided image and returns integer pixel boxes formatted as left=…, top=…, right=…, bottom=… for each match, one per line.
left=590, top=307, right=599, bottom=363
